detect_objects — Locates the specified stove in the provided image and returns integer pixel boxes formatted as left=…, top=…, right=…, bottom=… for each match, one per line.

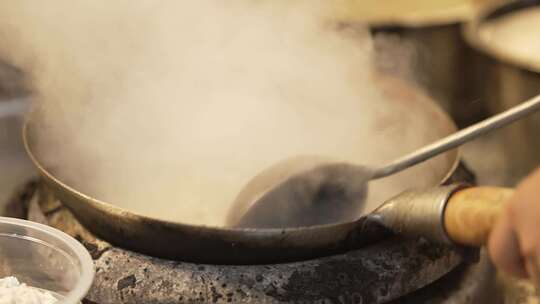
left=3, top=177, right=508, bottom=304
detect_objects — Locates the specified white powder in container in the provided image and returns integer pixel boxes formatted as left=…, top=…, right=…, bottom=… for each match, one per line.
left=0, top=276, right=57, bottom=304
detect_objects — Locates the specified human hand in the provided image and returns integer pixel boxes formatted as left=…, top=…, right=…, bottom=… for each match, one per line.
left=489, top=168, right=540, bottom=285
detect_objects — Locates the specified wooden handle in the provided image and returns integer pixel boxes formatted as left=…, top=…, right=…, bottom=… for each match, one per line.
left=444, top=187, right=514, bottom=246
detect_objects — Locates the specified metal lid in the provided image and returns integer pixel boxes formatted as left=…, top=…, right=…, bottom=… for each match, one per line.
left=333, top=0, right=475, bottom=27
left=464, top=0, right=540, bottom=74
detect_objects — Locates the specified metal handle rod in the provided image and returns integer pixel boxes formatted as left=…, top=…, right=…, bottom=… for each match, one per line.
left=372, top=94, right=540, bottom=179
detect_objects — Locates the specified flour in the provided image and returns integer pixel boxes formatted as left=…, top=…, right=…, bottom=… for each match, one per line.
left=0, top=277, right=57, bottom=304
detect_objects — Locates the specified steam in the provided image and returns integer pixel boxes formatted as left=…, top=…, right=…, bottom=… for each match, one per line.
left=0, top=1, right=451, bottom=226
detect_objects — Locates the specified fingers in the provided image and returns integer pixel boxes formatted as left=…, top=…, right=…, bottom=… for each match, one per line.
left=489, top=167, right=540, bottom=281
left=488, top=210, right=528, bottom=278
left=509, top=169, right=540, bottom=282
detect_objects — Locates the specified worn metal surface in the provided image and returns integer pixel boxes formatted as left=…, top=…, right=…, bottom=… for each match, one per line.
left=371, top=184, right=466, bottom=245
left=86, top=242, right=460, bottom=304
left=390, top=250, right=503, bottom=304
left=23, top=182, right=465, bottom=304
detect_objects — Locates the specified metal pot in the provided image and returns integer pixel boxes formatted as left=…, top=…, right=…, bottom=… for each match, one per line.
left=334, top=1, right=506, bottom=126
left=464, top=0, right=540, bottom=184
left=23, top=76, right=461, bottom=264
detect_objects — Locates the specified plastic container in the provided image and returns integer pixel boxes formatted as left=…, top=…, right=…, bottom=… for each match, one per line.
left=0, top=216, right=94, bottom=303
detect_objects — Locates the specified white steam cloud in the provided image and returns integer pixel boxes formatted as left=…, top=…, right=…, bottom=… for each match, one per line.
left=0, top=1, right=453, bottom=226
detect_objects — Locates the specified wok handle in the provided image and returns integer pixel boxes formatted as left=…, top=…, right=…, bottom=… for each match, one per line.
left=444, top=187, right=514, bottom=246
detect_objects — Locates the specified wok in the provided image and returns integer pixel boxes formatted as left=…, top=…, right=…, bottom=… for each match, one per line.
left=22, top=78, right=461, bottom=265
